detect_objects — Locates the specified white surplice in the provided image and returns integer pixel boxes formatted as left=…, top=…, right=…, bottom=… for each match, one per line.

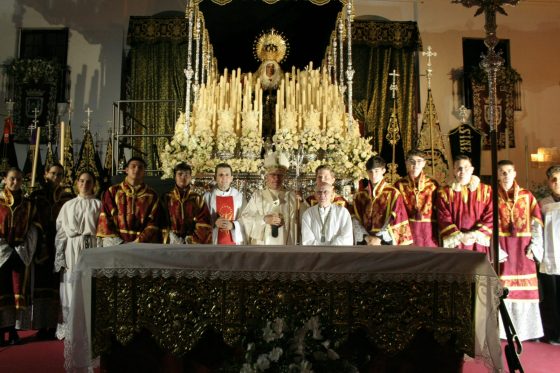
left=540, top=196, right=560, bottom=275
left=301, top=204, right=353, bottom=246
left=203, top=187, right=246, bottom=244
left=54, top=195, right=102, bottom=339
left=240, top=188, right=298, bottom=245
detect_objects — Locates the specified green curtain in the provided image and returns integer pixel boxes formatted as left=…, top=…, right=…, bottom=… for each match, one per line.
left=352, top=20, right=422, bottom=155
left=125, top=16, right=188, bottom=172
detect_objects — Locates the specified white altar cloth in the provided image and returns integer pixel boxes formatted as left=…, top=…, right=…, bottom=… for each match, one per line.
left=65, top=244, right=502, bottom=372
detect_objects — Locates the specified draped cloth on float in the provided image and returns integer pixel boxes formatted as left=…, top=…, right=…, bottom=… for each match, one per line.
left=125, top=16, right=187, bottom=170
left=351, top=20, right=421, bottom=155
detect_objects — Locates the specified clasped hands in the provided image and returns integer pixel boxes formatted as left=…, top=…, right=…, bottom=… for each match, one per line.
left=460, top=232, right=476, bottom=246
left=264, top=213, right=284, bottom=227
left=215, top=217, right=233, bottom=230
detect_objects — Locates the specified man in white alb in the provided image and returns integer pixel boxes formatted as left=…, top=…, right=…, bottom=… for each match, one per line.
left=301, top=184, right=353, bottom=246
left=203, top=163, right=245, bottom=245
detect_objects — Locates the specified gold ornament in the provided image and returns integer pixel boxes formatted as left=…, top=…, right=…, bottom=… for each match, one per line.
left=254, top=28, right=289, bottom=63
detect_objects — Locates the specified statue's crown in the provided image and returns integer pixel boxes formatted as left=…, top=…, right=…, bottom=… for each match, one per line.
left=254, top=28, right=289, bottom=63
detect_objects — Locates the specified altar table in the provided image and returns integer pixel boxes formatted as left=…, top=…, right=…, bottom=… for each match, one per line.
left=65, top=244, right=502, bottom=372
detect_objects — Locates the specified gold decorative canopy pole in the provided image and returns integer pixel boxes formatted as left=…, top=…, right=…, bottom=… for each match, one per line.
left=422, top=46, right=437, bottom=177
left=385, top=69, right=401, bottom=183
left=451, top=0, right=520, bottom=276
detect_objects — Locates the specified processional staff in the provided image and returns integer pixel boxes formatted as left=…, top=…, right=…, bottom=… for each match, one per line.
left=422, top=46, right=438, bottom=177
left=29, top=108, right=41, bottom=189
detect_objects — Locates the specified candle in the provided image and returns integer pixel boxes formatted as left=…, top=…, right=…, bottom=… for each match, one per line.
left=31, top=127, right=41, bottom=188
left=59, top=121, right=65, bottom=165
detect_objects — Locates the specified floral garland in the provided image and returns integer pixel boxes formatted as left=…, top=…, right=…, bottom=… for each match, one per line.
left=4, top=58, right=61, bottom=84
left=222, top=317, right=357, bottom=373
left=272, top=128, right=300, bottom=153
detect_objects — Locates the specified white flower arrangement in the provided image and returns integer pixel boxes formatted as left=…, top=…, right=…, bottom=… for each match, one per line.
left=240, top=131, right=263, bottom=158
left=299, top=128, right=322, bottom=154
left=272, top=128, right=300, bottom=153
left=216, top=131, right=238, bottom=155
left=228, top=317, right=357, bottom=373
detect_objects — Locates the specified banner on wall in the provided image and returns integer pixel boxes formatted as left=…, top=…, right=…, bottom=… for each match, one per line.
left=448, top=123, right=483, bottom=175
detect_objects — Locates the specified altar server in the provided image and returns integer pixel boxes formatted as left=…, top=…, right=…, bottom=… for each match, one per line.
left=240, top=151, right=298, bottom=245
left=301, top=183, right=353, bottom=246
left=353, top=155, right=413, bottom=246
left=394, top=149, right=440, bottom=247
left=495, top=160, right=544, bottom=341
left=436, top=154, right=493, bottom=254
left=539, top=165, right=560, bottom=345
left=31, top=162, right=73, bottom=339
left=54, top=170, right=102, bottom=339
left=0, top=168, right=38, bottom=345
left=162, top=162, right=212, bottom=244
left=97, top=157, right=162, bottom=245
left=203, top=163, right=245, bottom=245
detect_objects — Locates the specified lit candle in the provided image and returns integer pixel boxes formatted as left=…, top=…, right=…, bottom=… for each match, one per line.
left=31, top=127, right=41, bottom=188
left=59, top=121, right=65, bottom=165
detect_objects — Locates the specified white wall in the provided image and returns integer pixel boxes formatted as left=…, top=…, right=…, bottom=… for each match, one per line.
left=1, top=0, right=559, bottom=187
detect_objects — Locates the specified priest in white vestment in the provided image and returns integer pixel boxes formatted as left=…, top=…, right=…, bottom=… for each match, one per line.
left=240, top=151, right=298, bottom=245
left=54, top=171, right=102, bottom=339
left=301, top=184, right=353, bottom=246
left=203, top=163, right=245, bottom=245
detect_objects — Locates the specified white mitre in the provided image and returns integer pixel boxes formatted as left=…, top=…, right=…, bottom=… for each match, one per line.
left=263, top=150, right=290, bottom=172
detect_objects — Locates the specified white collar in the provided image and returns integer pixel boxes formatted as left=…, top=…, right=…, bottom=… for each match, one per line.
left=451, top=175, right=480, bottom=192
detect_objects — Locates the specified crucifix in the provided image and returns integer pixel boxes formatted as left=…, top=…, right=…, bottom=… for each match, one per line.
left=389, top=69, right=399, bottom=99
left=422, top=46, right=437, bottom=89
left=83, top=107, right=93, bottom=132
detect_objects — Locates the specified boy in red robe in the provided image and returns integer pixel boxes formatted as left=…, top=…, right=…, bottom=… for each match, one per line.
left=162, top=163, right=212, bottom=244
left=97, top=157, right=161, bottom=244
left=353, top=155, right=412, bottom=245
left=394, top=149, right=440, bottom=247
left=436, top=154, right=493, bottom=254
left=496, top=160, right=544, bottom=341
left=0, top=168, right=38, bottom=345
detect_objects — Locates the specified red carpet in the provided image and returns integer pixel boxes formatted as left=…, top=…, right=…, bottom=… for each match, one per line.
left=0, top=330, right=64, bottom=373
left=1, top=332, right=558, bottom=372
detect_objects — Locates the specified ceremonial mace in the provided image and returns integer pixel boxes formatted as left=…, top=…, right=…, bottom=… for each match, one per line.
left=453, top=1, right=523, bottom=372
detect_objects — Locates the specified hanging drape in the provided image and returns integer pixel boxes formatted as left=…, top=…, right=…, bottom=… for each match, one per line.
left=125, top=16, right=187, bottom=170
left=352, top=20, right=422, bottom=155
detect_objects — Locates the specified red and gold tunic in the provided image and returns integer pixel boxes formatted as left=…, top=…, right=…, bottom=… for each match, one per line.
left=394, top=173, right=439, bottom=247
left=97, top=181, right=161, bottom=243
left=0, top=188, right=37, bottom=314
left=163, top=186, right=212, bottom=244
left=497, top=182, right=542, bottom=300
left=353, top=179, right=413, bottom=245
left=436, top=177, right=493, bottom=254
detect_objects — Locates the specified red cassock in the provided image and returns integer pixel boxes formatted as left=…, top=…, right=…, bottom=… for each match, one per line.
left=353, top=179, right=413, bottom=245
left=497, top=182, right=542, bottom=300
left=31, top=183, right=74, bottom=329
left=97, top=182, right=161, bottom=243
left=394, top=173, right=440, bottom=247
left=0, top=188, right=37, bottom=317
left=163, top=186, right=212, bottom=244
left=436, top=180, right=493, bottom=254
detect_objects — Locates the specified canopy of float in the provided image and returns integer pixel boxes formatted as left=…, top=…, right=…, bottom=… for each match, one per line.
left=197, top=0, right=344, bottom=72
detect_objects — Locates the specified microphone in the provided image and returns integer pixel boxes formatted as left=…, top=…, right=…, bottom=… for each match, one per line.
left=271, top=225, right=279, bottom=237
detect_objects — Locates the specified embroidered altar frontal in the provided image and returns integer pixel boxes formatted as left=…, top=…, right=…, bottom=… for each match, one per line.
left=66, top=245, right=502, bottom=371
